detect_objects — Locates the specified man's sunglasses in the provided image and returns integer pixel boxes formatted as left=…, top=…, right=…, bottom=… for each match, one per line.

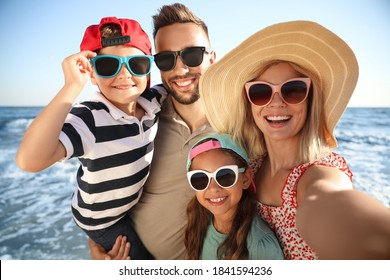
left=187, top=165, right=245, bottom=191
left=154, top=46, right=211, bottom=72
left=90, top=55, right=154, bottom=78
left=245, top=77, right=311, bottom=107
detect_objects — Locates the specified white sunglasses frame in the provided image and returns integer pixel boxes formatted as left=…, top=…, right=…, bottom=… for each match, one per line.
left=187, top=165, right=245, bottom=191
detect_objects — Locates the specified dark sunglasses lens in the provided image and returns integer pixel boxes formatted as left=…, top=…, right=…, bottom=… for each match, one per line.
left=128, top=57, right=151, bottom=75
left=95, top=57, right=120, bottom=77
left=190, top=172, right=209, bottom=190
left=248, top=84, right=273, bottom=106
left=216, top=168, right=236, bottom=187
left=181, top=47, right=204, bottom=67
left=281, top=81, right=308, bottom=104
left=154, top=53, right=175, bottom=71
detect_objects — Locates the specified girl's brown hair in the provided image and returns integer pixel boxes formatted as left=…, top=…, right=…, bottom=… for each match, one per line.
left=184, top=148, right=255, bottom=259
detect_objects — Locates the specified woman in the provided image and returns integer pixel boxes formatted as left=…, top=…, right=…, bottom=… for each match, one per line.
left=200, top=20, right=390, bottom=259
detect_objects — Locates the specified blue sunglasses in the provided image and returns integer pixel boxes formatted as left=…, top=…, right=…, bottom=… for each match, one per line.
left=90, top=55, right=154, bottom=78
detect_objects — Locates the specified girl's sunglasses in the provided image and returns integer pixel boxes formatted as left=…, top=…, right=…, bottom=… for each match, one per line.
left=90, top=55, right=154, bottom=78
left=154, top=46, right=211, bottom=72
left=245, top=77, right=311, bottom=107
left=187, top=165, right=245, bottom=191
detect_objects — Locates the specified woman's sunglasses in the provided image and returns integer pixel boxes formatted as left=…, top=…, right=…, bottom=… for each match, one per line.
left=154, top=46, right=211, bottom=72
left=187, top=165, right=245, bottom=191
left=245, top=77, right=311, bottom=107
left=90, top=55, right=154, bottom=78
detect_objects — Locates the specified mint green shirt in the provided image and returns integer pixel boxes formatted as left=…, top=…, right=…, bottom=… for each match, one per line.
left=200, top=216, right=284, bottom=260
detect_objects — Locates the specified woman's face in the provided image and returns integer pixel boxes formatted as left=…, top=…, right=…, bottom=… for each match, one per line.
left=250, top=62, right=308, bottom=144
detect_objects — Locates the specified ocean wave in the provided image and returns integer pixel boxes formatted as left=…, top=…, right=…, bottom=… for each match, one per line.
left=0, top=160, right=89, bottom=260
left=0, top=118, right=33, bottom=134
left=341, top=108, right=390, bottom=128
left=335, top=130, right=390, bottom=146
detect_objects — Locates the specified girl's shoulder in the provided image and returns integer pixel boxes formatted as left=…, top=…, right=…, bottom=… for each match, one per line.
left=249, top=216, right=284, bottom=260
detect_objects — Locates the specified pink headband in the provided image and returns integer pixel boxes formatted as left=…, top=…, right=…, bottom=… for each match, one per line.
left=189, top=139, right=222, bottom=161
left=188, top=138, right=257, bottom=194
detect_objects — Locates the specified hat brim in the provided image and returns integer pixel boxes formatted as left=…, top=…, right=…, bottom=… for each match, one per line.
left=200, top=20, right=358, bottom=148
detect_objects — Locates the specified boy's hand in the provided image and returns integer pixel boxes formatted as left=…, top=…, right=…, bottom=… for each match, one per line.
left=88, top=235, right=131, bottom=260
left=62, top=51, right=96, bottom=89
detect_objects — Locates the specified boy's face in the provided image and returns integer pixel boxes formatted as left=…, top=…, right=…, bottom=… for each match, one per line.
left=90, top=46, right=149, bottom=111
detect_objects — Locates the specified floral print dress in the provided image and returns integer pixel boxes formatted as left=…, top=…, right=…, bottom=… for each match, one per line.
left=251, top=152, right=353, bottom=260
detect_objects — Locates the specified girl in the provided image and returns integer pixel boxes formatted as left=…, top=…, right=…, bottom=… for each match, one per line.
left=184, top=133, right=283, bottom=260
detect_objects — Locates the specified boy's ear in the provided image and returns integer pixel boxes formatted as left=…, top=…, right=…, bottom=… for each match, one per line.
left=90, top=70, right=98, bottom=85
left=242, top=168, right=252, bottom=190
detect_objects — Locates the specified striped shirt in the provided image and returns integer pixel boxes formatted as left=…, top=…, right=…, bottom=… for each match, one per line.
left=59, top=85, right=166, bottom=231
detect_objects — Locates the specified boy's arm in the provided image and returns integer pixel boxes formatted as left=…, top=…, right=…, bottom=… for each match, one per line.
left=150, top=83, right=168, bottom=105
left=16, top=51, right=96, bottom=172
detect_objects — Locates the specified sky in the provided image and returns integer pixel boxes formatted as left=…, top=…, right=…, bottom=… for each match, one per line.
left=0, top=0, right=389, bottom=107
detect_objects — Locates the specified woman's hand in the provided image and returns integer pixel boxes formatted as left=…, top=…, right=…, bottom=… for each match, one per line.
left=88, top=235, right=131, bottom=260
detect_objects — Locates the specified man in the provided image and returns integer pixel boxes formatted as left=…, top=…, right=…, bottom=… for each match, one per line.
left=89, top=3, right=216, bottom=259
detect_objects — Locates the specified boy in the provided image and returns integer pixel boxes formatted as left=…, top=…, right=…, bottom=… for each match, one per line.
left=16, top=17, right=166, bottom=259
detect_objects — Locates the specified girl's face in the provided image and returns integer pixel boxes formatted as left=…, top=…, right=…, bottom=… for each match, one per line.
left=250, top=62, right=308, bottom=144
left=90, top=46, right=149, bottom=113
left=190, top=149, right=251, bottom=226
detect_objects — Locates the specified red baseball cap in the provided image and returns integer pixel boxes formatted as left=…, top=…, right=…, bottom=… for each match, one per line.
left=80, top=17, right=151, bottom=55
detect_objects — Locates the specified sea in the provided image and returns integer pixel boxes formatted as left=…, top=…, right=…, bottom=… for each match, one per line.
left=0, top=107, right=389, bottom=260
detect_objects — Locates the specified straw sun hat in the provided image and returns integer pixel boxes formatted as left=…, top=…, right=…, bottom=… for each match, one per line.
left=200, top=20, right=359, bottom=148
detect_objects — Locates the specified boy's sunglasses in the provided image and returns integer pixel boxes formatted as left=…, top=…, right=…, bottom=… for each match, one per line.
left=154, top=46, right=211, bottom=71
left=245, top=77, right=311, bottom=107
left=90, top=55, right=154, bottom=78
left=187, top=165, right=245, bottom=191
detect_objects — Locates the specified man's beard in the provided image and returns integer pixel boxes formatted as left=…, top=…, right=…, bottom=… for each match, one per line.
left=162, top=74, right=201, bottom=105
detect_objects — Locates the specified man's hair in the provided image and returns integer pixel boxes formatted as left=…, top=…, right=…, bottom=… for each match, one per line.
left=152, top=3, right=209, bottom=40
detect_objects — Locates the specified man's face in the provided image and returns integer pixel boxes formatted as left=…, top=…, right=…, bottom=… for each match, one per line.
left=154, top=23, right=215, bottom=105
